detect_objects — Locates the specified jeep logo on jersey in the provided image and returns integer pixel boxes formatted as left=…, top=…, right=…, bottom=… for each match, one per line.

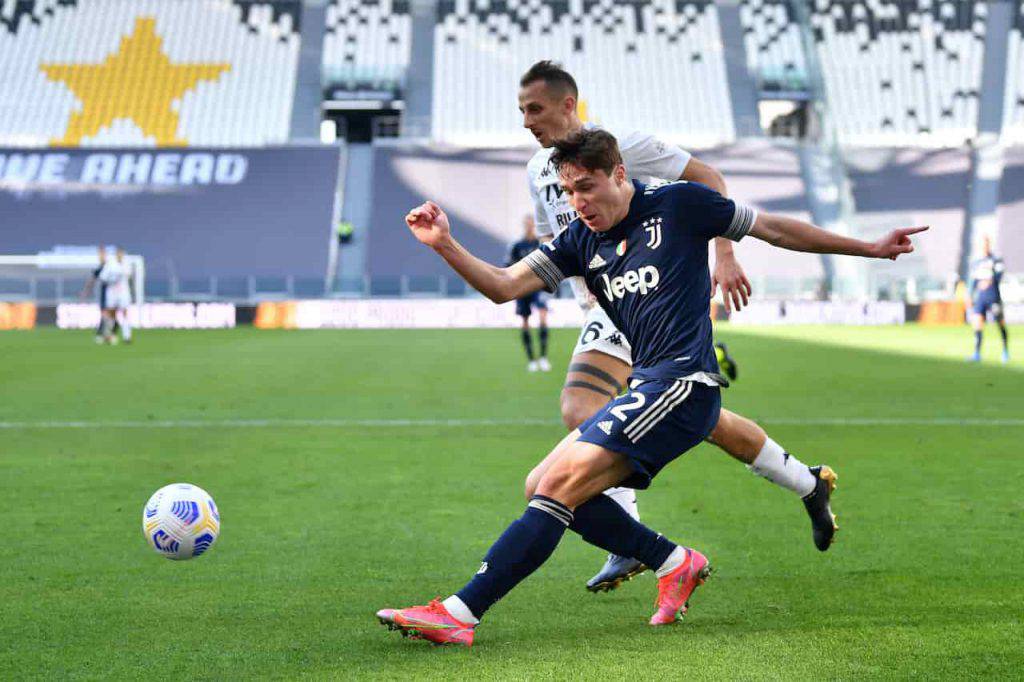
left=598, top=266, right=661, bottom=301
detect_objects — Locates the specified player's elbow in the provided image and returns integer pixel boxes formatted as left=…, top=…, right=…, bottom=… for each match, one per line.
left=752, top=216, right=785, bottom=248
left=487, top=272, right=522, bottom=304
left=486, top=286, right=514, bottom=305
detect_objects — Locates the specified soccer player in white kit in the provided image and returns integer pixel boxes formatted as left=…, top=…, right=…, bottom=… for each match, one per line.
left=97, top=247, right=133, bottom=345
left=518, top=62, right=839, bottom=590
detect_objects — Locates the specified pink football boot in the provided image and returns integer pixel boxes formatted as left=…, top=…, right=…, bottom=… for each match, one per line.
left=378, top=599, right=476, bottom=647
left=649, top=548, right=711, bottom=626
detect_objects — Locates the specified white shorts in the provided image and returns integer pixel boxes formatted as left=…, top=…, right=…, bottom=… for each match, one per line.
left=102, top=290, right=131, bottom=310
left=571, top=306, right=633, bottom=364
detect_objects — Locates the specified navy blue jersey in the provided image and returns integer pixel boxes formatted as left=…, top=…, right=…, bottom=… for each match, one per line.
left=506, top=238, right=541, bottom=266
left=94, top=265, right=106, bottom=302
left=970, top=255, right=1004, bottom=300
left=525, top=180, right=755, bottom=381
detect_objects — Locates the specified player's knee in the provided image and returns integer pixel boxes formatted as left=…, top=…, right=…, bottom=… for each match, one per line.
left=534, top=459, right=583, bottom=502
left=524, top=466, right=543, bottom=500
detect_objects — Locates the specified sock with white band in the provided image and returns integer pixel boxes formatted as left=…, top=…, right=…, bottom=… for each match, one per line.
left=442, top=595, right=479, bottom=625
left=747, top=437, right=816, bottom=497
left=454, top=494, right=571, bottom=620
left=655, top=545, right=688, bottom=578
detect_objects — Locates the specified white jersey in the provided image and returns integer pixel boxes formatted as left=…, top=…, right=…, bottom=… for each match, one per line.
left=98, top=259, right=131, bottom=303
left=527, top=127, right=692, bottom=306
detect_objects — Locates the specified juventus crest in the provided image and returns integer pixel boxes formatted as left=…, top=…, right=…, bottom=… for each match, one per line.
left=643, top=217, right=663, bottom=250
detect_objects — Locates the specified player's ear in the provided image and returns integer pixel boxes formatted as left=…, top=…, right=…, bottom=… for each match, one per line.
left=562, top=94, right=577, bottom=117
left=614, top=164, right=627, bottom=185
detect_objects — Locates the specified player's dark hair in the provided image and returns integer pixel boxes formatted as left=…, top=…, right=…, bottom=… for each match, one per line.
left=519, top=60, right=578, bottom=99
left=549, top=128, right=623, bottom=177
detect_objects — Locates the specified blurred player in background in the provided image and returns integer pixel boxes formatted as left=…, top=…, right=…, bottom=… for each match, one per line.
left=79, top=245, right=108, bottom=343
left=97, top=247, right=133, bottom=345
left=507, top=215, right=551, bottom=372
left=968, top=235, right=1009, bottom=363
left=518, top=61, right=830, bottom=591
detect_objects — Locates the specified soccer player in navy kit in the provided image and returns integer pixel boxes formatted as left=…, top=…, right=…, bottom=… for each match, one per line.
left=968, top=235, right=1010, bottom=363
left=379, top=129, right=926, bottom=646
left=506, top=215, right=551, bottom=371
left=518, top=62, right=830, bottom=592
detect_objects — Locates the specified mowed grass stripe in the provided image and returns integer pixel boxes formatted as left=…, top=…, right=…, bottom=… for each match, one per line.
left=2, top=416, right=1024, bottom=429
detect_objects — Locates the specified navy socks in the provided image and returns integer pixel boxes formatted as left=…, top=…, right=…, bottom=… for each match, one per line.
left=570, top=493, right=676, bottom=569
left=456, top=495, right=571, bottom=618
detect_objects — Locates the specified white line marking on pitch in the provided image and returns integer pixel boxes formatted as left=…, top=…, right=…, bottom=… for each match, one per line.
left=0, top=417, right=1022, bottom=429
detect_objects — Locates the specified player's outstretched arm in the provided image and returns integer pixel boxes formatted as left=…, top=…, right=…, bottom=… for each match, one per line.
left=749, top=213, right=928, bottom=260
left=406, top=201, right=547, bottom=303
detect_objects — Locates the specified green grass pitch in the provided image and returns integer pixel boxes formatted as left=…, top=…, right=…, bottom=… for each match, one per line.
left=1, top=324, right=1022, bottom=679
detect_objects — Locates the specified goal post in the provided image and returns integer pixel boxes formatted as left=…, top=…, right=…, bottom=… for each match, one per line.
left=0, top=248, right=145, bottom=309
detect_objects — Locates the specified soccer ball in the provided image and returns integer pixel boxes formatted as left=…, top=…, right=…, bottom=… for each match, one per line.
left=142, top=483, right=220, bottom=560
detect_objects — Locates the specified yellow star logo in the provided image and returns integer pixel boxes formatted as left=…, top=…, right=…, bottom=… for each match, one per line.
left=40, top=17, right=230, bottom=147
left=577, top=98, right=590, bottom=124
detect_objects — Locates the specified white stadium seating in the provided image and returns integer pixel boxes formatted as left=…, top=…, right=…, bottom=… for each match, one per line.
left=0, top=0, right=300, bottom=147
left=739, top=0, right=809, bottom=91
left=810, top=0, right=987, bottom=147
left=322, top=0, right=412, bottom=90
left=431, top=0, right=736, bottom=147
left=1003, top=0, right=1024, bottom=143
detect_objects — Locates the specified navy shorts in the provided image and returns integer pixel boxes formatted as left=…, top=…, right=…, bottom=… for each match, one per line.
left=972, top=291, right=1002, bottom=318
left=576, top=378, right=721, bottom=490
left=515, top=291, right=548, bottom=318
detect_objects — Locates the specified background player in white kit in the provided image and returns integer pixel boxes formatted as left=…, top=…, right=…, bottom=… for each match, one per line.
left=518, top=61, right=838, bottom=590
left=97, top=247, right=134, bottom=345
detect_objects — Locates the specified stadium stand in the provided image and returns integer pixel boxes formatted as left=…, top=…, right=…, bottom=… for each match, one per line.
left=0, top=0, right=300, bottom=147
left=1003, top=0, right=1024, bottom=142
left=739, top=0, right=809, bottom=92
left=432, top=0, right=735, bottom=147
left=809, top=0, right=987, bottom=147
left=322, top=0, right=412, bottom=91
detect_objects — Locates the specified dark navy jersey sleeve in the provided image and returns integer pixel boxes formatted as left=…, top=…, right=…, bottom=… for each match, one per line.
left=522, top=223, right=586, bottom=293
left=661, top=181, right=757, bottom=241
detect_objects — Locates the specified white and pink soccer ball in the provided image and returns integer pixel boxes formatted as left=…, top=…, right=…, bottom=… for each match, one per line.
left=142, top=483, right=220, bottom=560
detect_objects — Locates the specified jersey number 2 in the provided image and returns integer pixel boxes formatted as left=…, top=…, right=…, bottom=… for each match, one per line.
left=610, top=392, right=646, bottom=421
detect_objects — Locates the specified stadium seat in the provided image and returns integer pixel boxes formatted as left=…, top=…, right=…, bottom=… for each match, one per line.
left=739, top=0, right=810, bottom=92
left=809, top=0, right=986, bottom=146
left=322, top=0, right=412, bottom=91
left=0, top=0, right=301, bottom=147
left=1003, top=0, right=1024, bottom=142
left=431, top=0, right=736, bottom=147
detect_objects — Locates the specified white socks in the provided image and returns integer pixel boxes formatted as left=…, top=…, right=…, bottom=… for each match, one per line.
left=747, top=437, right=816, bottom=497
left=117, top=311, right=132, bottom=341
left=655, top=545, right=687, bottom=577
left=603, top=486, right=640, bottom=521
left=442, top=595, right=479, bottom=624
